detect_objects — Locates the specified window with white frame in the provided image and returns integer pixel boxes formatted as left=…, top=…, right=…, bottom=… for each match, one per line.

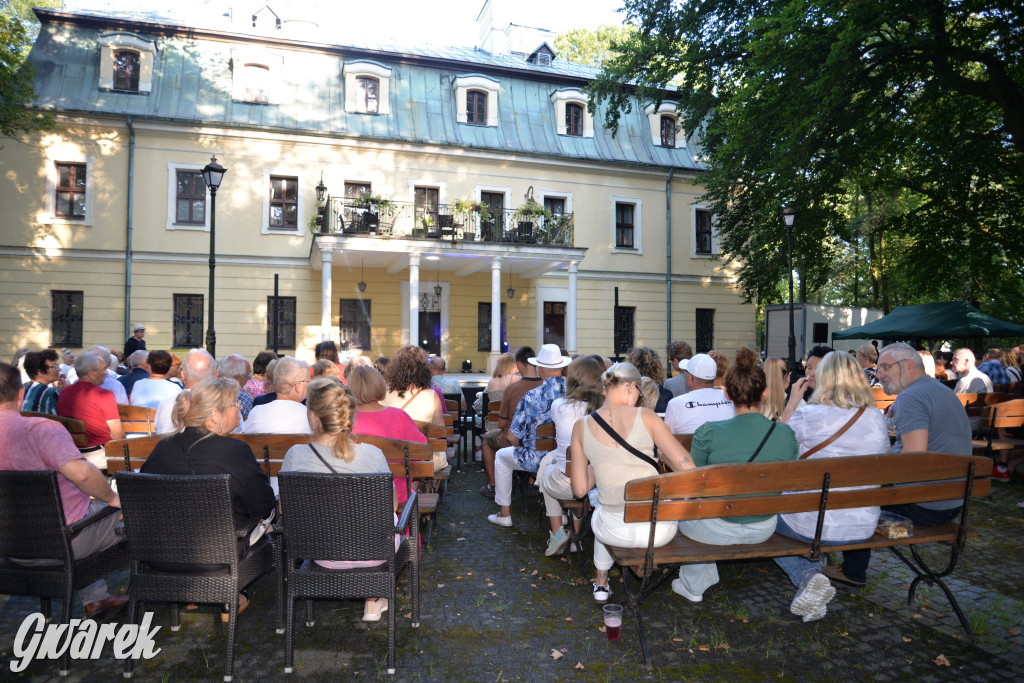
left=98, top=32, right=157, bottom=93
left=231, top=47, right=282, bottom=104
left=261, top=169, right=304, bottom=233
left=610, top=195, right=642, bottom=252
left=691, top=205, right=719, bottom=257
left=43, top=157, right=94, bottom=226
left=166, top=162, right=210, bottom=231
left=344, top=61, right=391, bottom=115
left=645, top=101, right=684, bottom=149
left=455, top=75, right=499, bottom=127
left=550, top=88, right=594, bottom=137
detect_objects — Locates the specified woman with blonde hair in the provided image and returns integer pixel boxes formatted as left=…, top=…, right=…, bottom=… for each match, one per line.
left=761, top=357, right=790, bottom=420
left=917, top=349, right=936, bottom=378
left=773, top=351, right=889, bottom=621
left=570, top=362, right=694, bottom=603
left=473, top=352, right=520, bottom=429
left=380, top=345, right=444, bottom=426
left=280, top=377, right=398, bottom=623
left=708, top=350, right=729, bottom=389
left=141, top=378, right=275, bottom=619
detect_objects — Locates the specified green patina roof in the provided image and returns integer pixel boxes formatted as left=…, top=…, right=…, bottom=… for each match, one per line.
left=29, top=9, right=703, bottom=171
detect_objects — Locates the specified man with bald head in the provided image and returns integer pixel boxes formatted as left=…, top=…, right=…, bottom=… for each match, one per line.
left=951, top=348, right=992, bottom=394
left=154, top=348, right=217, bottom=434
left=243, top=357, right=311, bottom=434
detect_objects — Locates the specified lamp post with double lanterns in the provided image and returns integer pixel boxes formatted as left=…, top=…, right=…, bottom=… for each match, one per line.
left=202, top=155, right=227, bottom=357
left=782, top=206, right=797, bottom=372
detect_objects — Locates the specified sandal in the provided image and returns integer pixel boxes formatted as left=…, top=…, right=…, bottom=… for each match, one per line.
left=220, top=590, right=249, bottom=622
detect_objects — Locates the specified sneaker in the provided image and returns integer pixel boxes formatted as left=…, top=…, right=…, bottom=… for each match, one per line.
left=479, top=484, right=495, bottom=499
left=670, top=578, right=703, bottom=603
left=592, top=583, right=611, bottom=603
left=487, top=513, right=512, bottom=528
left=803, top=605, right=827, bottom=623
left=991, top=465, right=1011, bottom=482
left=545, top=527, right=570, bottom=557
left=790, top=569, right=835, bottom=620
left=569, top=542, right=579, bottom=553
left=822, top=564, right=866, bottom=587
left=362, top=598, right=388, bottom=622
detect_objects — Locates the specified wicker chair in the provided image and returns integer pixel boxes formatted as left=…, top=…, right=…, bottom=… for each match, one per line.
left=277, top=472, right=420, bottom=675
left=0, top=470, right=129, bottom=677
left=115, top=473, right=279, bottom=682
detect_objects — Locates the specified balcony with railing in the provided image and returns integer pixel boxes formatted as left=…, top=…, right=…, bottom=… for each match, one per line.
left=313, top=199, right=575, bottom=247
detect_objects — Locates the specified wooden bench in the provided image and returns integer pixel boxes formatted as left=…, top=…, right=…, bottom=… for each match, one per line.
left=609, top=452, right=991, bottom=667
left=21, top=411, right=87, bottom=448
left=972, top=398, right=1024, bottom=459
left=116, top=403, right=156, bottom=436
left=872, top=386, right=898, bottom=411
left=553, top=445, right=592, bottom=581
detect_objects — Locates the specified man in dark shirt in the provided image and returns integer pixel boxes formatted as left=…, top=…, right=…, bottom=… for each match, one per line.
left=118, top=350, right=151, bottom=397
left=123, top=323, right=147, bottom=358
left=480, top=346, right=538, bottom=499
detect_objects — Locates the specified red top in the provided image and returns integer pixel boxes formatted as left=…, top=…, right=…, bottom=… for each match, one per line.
left=57, top=381, right=118, bottom=447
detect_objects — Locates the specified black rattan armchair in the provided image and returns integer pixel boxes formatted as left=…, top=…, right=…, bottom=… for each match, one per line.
left=277, top=472, right=419, bottom=675
left=115, top=472, right=280, bottom=682
left=0, top=470, right=129, bottom=677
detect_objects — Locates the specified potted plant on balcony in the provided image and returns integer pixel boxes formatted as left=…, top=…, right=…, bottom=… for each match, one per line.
left=355, top=191, right=395, bottom=234
left=451, top=198, right=492, bottom=241
left=512, top=198, right=551, bottom=244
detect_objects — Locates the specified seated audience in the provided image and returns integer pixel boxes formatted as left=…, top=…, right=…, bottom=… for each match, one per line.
left=708, top=349, right=729, bottom=389
left=918, top=349, right=936, bottom=378
left=313, top=359, right=341, bottom=379
left=381, top=345, right=444, bottom=426
left=0, top=362, right=127, bottom=618
left=761, top=357, right=790, bottom=421
left=22, top=349, right=61, bottom=415
left=251, top=358, right=280, bottom=407
left=243, top=357, right=311, bottom=434
left=664, top=353, right=735, bottom=434
left=245, top=350, right=277, bottom=398
left=1003, top=347, right=1021, bottom=383
left=219, top=354, right=254, bottom=419
left=479, top=346, right=539, bottom=498
left=952, top=348, right=992, bottom=394
left=118, top=350, right=150, bottom=397
left=663, top=340, right=694, bottom=398
left=101, top=353, right=128, bottom=403
left=671, top=352, right=798, bottom=604
left=129, top=350, right=182, bottom=408
left=472, top=352, right=519, bottom=429
left=141, top=377, right=275, bottom=619
left=783, top=345, right=834, bottom=422
left=856, top=343, right=881, bottom=387
left=772, top=351, right=889, bottom=621
left=154, top=349, right=217, bottom=434
left=627, top=346, right=672, bottom=412
left=57, top=351, right=125, bottom=470
left=281, top=377, right=397, bottom=623
left=977, top=348, right=1010, bottom=387
left=167, top=353, right=184, bottom=387
left=429, top=356, right=466, bottom=409
left=537, top=356, right=603, bottom=556
left=59, top=348, right=75, bottom=377
left=570, top=362, right=694, bottom=603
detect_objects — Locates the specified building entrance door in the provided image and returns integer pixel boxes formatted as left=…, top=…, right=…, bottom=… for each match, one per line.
left=543, top=301, right=565, bottom=349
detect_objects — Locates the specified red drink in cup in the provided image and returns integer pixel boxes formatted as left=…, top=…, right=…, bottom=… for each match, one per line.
left=603, top=604, right=623, bottom=641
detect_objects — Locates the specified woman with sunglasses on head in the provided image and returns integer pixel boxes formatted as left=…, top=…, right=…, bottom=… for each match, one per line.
left=570, top=362, right=694, bottom=604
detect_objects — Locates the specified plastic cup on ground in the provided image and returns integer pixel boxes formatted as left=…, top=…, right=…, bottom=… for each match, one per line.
left=603, top=604, right=623, bottom=641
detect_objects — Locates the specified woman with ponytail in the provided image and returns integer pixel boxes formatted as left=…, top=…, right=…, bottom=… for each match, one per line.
left=141, top=377, right=276, bottom=620
left=280, top=377, right=397, bottom=623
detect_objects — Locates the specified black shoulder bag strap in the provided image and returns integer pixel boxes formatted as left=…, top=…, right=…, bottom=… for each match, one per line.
left=747, top=419, right=777, bottom=463
left=308, top=442, right=339, bottom=474
left=589, top=412, right=659, bottom=470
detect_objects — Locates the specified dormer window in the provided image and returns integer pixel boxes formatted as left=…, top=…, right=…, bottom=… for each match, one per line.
left=231, top=48, right=282, bottom=105
left=98, top=32, right=156, bottom=94
left=566, top=103, right=584, bottom=137
left=550, top=89, right=594, bottom=138
left=344, top=61, right=391, bottom=115
left=356, top=77, right=379, bottom=114
left=454, top=75, right=499, bottom=127
left=113, top=51, right=140, bottom=91
left=645, top=101, right=684, bottom=149
left=660, top=115, right=676, bottom=147
left=244, top=64, right=270, bottom=103
left=466, top=90, right=487, bottom=126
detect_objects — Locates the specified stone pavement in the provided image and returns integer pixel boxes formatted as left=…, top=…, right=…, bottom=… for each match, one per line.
left=2, top=463, right=1022, bottom=681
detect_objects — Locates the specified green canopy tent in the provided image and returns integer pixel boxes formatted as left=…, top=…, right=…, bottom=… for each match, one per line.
left=831, top=301, right=1024, bottom=341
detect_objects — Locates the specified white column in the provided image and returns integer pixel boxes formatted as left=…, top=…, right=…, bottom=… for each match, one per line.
left=566, top=261, right=578, bottom=354
left=320, top=247, right=333, bottom=341
left=408, top=253, right=420, bottom=349
left=489, top=256, right=502, bottom=372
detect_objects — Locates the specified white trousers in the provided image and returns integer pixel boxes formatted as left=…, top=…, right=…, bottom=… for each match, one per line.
left=494, top=446, right=527, bottom=507
left=591, top=503, right=677, bottom=571
left=537, top=452, right=573, bottom=518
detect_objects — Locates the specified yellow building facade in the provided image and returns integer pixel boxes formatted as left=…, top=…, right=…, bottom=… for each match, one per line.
left=0, top=6, right=752, bottom=368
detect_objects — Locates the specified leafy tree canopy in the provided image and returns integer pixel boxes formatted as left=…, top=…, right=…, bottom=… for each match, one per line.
left=588, top=0, right=1024, bottom=322
left=0, top=0, right=61, bottom=137
left=554, top=24, right=637, bottom=67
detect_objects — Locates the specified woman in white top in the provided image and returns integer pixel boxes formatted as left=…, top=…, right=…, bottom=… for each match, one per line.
left=570, top=363, right=694, bottom=603
left=380, top=345, right=444, bottom=426
left=129, top=350, right=182, bottom=409
left=773, top=351, right=890, bottom=620
left=536, top=356, right=603, bottom=557
left=280, top=377, right=398, bottom=623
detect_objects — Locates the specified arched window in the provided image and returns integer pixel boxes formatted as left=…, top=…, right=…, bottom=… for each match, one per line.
left=660, top=115, right=676, bottom=147
left=113, top=51, right=140, bottom=91
left=467, top=90, right=487, bottom=126
left=244, top=63, right=271, bottom=103
left=565, top=102, right=584, bottom=137
left=356, top=76, right=379, bottom=113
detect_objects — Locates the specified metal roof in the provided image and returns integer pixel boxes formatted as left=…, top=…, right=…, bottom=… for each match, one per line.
left=30, top=10, right=704, bottom=171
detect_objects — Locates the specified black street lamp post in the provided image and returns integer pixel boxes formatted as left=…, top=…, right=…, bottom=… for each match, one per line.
left=783, top=206, right=797, bottom=372
left=202, top=155, right=227, bottom=358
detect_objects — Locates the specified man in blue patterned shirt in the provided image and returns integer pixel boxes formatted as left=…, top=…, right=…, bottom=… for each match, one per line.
left=488, top=344, right=570, bottom=527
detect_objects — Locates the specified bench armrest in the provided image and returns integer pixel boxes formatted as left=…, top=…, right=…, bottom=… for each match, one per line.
left=396, top=491, right=418, bottom=533
left=67, top=503, right=121, bottom=538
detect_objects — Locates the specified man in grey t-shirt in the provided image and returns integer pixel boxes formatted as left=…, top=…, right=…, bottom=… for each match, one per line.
left=825, top=342, right=972, bottom=587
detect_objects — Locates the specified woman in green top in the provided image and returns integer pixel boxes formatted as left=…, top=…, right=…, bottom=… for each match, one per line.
left=671, top=351, right=799, bottom=603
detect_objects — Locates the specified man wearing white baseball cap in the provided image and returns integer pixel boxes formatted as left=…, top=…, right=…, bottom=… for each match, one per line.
left=487, top=344, right=570, bottom=527
left=664, top=353, right=734, bottom=435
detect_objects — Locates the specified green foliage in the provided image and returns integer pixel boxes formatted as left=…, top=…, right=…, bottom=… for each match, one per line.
left=554, top=24, right=637, bottom=67
left=0, top=1, right=60, bottom=137
left=588, top=0, right=1024, bottom=318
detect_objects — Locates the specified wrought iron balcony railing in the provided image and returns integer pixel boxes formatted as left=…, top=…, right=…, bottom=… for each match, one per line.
left=314, top=199, right=574, bottom=247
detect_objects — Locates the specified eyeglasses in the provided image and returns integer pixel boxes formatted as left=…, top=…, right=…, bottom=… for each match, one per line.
left=877, top=359, right=907, bottom=373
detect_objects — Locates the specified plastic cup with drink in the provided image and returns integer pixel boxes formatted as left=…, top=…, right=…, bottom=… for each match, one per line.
left=603, top=604, right=623, bottom=641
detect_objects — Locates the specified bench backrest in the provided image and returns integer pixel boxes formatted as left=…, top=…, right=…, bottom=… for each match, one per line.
left=992, top=382, right=1023, bottom=395
left=622, top=452, right=991, bottom=524
left=117, top=403, right=156, bottom=435
left=955, top=392, right=1016, bottom=410
left=21, top=412, right=87, bottom=448
left=487, top=400, right=501, bottom=426
left=872, top=386, right=898, bottom=410
left=535, top=421, right=555, bottom=451
left=674, top=433, right=694, bottom=451
left=979, top=398, right=1024, bottom=430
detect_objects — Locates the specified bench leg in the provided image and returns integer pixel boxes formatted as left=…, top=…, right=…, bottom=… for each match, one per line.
left=619, top=565, right=675, bottom=669
left=888, top=545, right=974, bottom=637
